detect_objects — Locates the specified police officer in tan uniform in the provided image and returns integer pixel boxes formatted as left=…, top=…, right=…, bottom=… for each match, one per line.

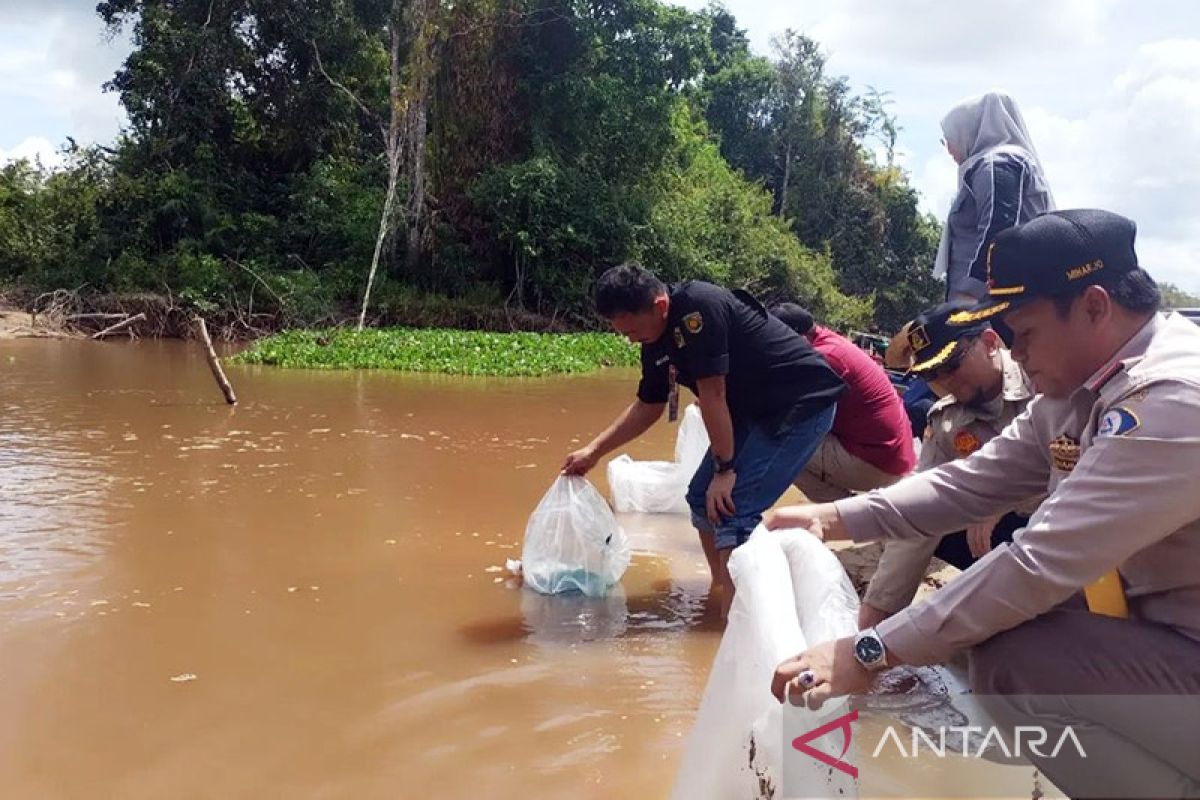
left=861, top=302, right=1038, bottom=628
left=768, top=210, right=1200, bottom=798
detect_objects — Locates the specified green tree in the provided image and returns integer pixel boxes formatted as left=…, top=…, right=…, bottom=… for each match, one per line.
left=1160, top=282, right=1200, bottom=309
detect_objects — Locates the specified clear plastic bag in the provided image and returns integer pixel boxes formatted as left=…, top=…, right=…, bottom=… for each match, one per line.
left=674, top=403, right=710, bottom=478
left=520, top=475, right=631, bottom=597
left=671, top=526, right=860, bottom=800
left=607, top=404, right=709, bottom=514
left=606, top=455, right=690, bottom=514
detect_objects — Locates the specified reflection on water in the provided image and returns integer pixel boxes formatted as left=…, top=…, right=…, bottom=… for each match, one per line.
left=0, top=337, right=720, bottom=798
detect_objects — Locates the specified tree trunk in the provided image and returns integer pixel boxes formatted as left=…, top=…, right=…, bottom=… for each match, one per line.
left=357, top=0, right=440, bottom=328
left=357, top=5, right=407, bottom=332
left=401, top=0, right=439, bottom=278
left=358, top=155, right=400, bottom=331
left=777, top=140, right=793, bottom=217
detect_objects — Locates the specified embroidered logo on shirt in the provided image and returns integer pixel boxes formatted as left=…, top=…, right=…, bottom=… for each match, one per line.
left=1049, top=434, right=1081, bottom=472
left=954, top=430, right=982, bottom=456
left=682, top=311, right=703, bottom=334
left=673, top=327, right=686, bottom=349
left=1097, top=407, right=1141, bottom=438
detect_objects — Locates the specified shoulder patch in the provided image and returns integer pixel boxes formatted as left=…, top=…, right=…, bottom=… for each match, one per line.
left=953, top=429, right=982, bottom=456
left=682, top=311, right=703, bottom=334
left=1097, top=406, right=1141, bottom=438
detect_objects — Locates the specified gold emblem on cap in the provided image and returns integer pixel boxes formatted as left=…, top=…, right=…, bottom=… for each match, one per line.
left=907, top=324, right=931, bottom=353
left=1049, top=434, right=1081, bottom=472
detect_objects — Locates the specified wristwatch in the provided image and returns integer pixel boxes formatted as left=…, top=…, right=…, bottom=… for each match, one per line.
left=853, top=628, right=889, bottom=672
left=713, top=455, right=736, bottom=474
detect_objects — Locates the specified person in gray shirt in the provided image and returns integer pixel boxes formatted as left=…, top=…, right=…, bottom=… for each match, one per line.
left=934, top=90, right=1055, bottom=303
left=770, top=210, right=1200, bottom=799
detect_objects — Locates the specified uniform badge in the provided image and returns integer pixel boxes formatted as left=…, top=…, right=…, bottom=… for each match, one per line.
left=1049, top=434, right=1081, bottom=472
left=1098, top=407, right=1141, bottom=438
left=953, top=430, right=982, bottom=456
left=907, top=324, right=931, bottom=353
left=673, top=327, right=686, bottom=349
left=682, top=311, right=703, bottom=334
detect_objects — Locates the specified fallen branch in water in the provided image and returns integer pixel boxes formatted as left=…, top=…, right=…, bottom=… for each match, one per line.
left=194, top=316, right=237, bottom=405
left=92, top=313, right=147, bottom=340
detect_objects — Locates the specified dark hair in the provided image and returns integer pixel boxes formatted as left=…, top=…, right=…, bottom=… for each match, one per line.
left=1050, top=268, right=1162, bottom=318
left=594, top=262, right=666, bottom=317
left=770, top=302, right=815, bottom=336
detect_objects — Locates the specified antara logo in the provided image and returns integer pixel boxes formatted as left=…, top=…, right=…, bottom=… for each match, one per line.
left=791, top=711, right=1088, bottom=779
left=791, top=709, right=859, bottom=779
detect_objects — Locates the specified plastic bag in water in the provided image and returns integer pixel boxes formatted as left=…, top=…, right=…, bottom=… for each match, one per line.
left=607, top=455, right=688, bottom=514
left=671, top=526, right=859, bottom=800
left=674, top=403, right=709, bottom=478
left=521, top=475, right=631, bottom=597
left=672, top=528, right=1005, bottom=798
left=607, top=404, right=710, bottom=514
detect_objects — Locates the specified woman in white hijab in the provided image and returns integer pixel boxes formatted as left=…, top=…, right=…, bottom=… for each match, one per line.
left=934, top=91, right=1055, bottom=303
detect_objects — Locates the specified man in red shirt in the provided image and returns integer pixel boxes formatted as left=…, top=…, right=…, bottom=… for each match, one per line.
left=772, top=304, right=916, bottom=501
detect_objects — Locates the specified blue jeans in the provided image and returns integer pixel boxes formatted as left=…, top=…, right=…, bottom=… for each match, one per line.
left=686, top=404, right=836, bottom=551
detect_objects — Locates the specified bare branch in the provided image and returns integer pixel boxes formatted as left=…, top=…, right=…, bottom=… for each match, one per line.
left=311, top=39, right=384, bottom=136
left=92, top=313, right=147, bottom=340
left=225, top=256, right=289, bottom=314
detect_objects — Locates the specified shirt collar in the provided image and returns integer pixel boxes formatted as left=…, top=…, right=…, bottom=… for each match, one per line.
left=1000, top=348, right=1034, bottom=402
left=1080, top=313, right=1162, bottom=395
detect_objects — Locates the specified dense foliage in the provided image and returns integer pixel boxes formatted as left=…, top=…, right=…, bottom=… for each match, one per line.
left=1, top=0, right=944, bottom=332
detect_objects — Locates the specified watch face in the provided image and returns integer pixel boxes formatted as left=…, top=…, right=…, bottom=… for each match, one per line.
left=855, top=634, right=885, bottom=665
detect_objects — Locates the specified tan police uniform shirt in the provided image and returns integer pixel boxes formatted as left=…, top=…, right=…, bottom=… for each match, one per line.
left=863, top=349, right=1037, bottom=614
left=837, top=313, right=1200, bottom=665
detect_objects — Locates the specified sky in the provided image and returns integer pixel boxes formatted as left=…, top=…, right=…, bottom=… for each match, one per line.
left=2, top=0, right=1199, bottom=292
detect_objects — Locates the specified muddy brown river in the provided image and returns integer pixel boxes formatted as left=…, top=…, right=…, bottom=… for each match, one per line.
left=1, top=337, right=1057, bottom=800
left=0, top=337, right=726, bottom=799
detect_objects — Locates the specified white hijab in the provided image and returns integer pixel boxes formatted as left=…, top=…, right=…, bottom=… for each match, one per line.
left=932, top=91, right=1055, bottom=279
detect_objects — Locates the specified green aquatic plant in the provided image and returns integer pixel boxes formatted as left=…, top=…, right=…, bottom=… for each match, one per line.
left=232, top=328, right=639, bottom=377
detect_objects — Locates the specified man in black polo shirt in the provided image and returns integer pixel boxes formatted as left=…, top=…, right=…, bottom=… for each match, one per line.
left=562, top=262, right=844, bottom=612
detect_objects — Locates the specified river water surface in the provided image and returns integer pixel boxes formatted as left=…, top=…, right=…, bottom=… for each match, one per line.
left=0, top=337, right=721, bottom=798
left=0, top=337, right=1058, bottom=800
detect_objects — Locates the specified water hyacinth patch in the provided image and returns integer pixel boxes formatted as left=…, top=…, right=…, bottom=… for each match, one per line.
left=232, top=328, right=639, bottom=377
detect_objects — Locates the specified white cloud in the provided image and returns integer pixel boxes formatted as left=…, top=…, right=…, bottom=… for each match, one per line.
left=0, top=10, right=129, bottom=155
left=1004, top=40, right=1200, bottom=289
left=810, top=0, right=1118, bottom=66
left=0, top=136, right=65, bottom=169
left=1136, top=236, right=1200, bottom=294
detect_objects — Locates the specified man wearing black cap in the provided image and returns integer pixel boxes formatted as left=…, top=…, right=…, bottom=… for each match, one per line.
left=768, top=209, right=1200, bottom=797
left=859, top=301, right=1037, bottom=629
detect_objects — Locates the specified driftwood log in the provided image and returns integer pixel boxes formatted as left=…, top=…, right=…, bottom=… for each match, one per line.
left=91, top=313, right=147, bottom=340
left=193, top=317, right=237, bottom=405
